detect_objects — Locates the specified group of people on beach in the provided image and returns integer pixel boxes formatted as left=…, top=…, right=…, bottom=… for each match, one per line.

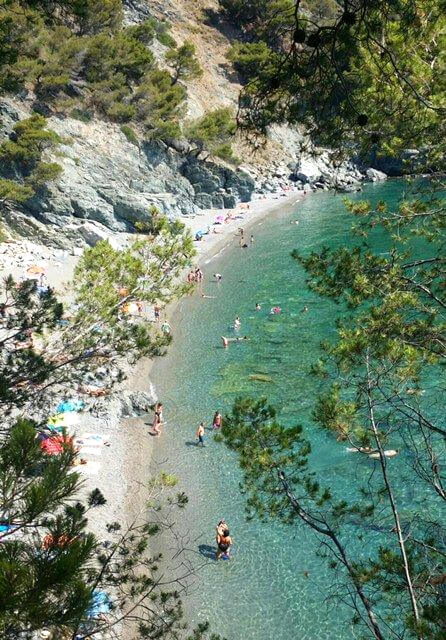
left=187, top=268, right=204, bottom=284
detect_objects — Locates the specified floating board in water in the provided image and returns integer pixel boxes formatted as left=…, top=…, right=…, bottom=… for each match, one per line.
left=369, top=450, right=398, bottom=459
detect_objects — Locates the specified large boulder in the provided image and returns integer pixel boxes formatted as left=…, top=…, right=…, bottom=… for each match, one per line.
left=366, top=168, right=387, bottom=182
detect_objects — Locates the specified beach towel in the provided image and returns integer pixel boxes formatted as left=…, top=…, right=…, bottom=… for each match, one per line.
left=70, top=460, right=101, bottom=475
left=56, top=400, right=85, bottom=413
left=88, top=590, right=111, bottom=617
left=78, top=433, right=110, bottom=446
left=77, top=446, right=103, bottom=456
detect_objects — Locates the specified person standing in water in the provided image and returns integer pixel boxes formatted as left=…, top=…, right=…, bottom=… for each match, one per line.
left=234, top=316, right=241, bottom=330
left=196, top=422, right=205, bottom=447
left=216, top=528, right=233, bottom=560
left=250, top=234, right=254, bottom=244
left=214, top=273, right=222, bottom=283
left=255, top=303, right=261, bottom=311
left=152, top=402, right=163, bottom=436
left=212, top=411, right=222, bottom=430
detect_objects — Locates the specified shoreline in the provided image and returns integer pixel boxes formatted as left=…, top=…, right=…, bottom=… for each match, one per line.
left=0, top=189, right=305, bottom=578
left=125, top=191, right=304, bottom=517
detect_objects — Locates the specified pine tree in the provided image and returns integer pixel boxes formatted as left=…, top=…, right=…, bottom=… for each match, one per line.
left=165, top=41, right=203, bottom=85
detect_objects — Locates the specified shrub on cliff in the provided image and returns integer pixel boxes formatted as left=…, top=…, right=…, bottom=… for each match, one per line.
left=227, top=41, right=277, bottom=82
left=185, top=108, right=236, bottom=161
left=0, top=114, right=62, bottom=202
left=165, top=40, right=203, bottom=85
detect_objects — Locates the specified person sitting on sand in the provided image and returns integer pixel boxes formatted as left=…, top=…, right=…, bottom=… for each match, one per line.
left=152, top=402, right=163, bottom=437
left=216, top=528, right=232, bottom=560
left=196, top=422, right=205, bottom=447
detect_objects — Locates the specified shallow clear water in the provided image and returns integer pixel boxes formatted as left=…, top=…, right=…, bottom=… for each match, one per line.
left=151, top=181, right=427, bottom=639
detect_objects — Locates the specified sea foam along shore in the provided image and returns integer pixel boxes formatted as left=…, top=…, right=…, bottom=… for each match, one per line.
left=0, top=189, right=304, bottom=551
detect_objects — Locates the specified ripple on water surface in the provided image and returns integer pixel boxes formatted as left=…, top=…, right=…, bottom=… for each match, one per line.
left=151, top=182, right=420, bottom=640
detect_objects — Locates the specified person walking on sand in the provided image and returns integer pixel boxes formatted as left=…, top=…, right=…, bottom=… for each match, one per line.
left=216, top=528, right=232, bottom=560
left=161, top=319, right=171, bottom=335
left=195, top=268, right=203, bottom=283
left=154, top=304, right=161, bottom=322
left=151, top=402, right=163, bottom=436
left=196, top=422, right=205, bottom=447
left=212, top=411, right=222, bottom=430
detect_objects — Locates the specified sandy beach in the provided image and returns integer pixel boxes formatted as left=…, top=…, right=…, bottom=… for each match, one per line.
left=0, top=189, right=304, bottom=541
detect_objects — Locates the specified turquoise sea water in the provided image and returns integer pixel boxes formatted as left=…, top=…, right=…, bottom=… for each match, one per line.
left=151, top=181, right=426, bottom=639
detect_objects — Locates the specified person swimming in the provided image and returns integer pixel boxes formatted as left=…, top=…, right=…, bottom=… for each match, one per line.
left=255, top=303, right=261, bottom=311
left=270, top=306, right=281, bottom=314
left=222, top=335, right=249, bottom=347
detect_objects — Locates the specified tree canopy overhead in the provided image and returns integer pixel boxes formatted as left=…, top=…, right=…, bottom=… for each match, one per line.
left=220, top=0, right=446, bottom=163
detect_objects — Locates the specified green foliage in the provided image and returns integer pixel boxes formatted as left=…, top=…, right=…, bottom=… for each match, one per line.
left=165, top=40, right=203, bottom=85
left=120, top=124, right=139, bottom=145
left=0, top=114, right=62, bottom=202
left=133, top=69, right=186, bottom=138
left=70, top=107, right=92, bottom=122
left=0, top=179, right=33, bottom=204
left=221, top=0, right=446, bottom=161
left=185, top=108, right=236, bottom=160
left=0, top=420, right=217, bottom=640
left=227, top=41, right=276, bottom=81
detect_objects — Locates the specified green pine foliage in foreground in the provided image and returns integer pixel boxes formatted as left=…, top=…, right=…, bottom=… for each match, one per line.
left=0, top=210, right=229, bottom=639
left=213, top=2, right=446, bottom=638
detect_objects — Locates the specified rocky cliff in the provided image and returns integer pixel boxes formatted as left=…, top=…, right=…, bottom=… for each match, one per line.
left=0, top=97, right=255, bottom=247
left=0, top=0, right=388, bottom=249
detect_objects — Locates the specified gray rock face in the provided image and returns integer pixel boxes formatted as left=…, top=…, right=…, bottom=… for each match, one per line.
left=118, top=390, right=158, bottom=417
left=366, top=168, right=387, bottom=182
left=0, top=98, right=255, bottom=246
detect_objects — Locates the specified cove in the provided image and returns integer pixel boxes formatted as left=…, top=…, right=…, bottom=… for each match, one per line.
left=151, top=180, right=413, bottom=640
